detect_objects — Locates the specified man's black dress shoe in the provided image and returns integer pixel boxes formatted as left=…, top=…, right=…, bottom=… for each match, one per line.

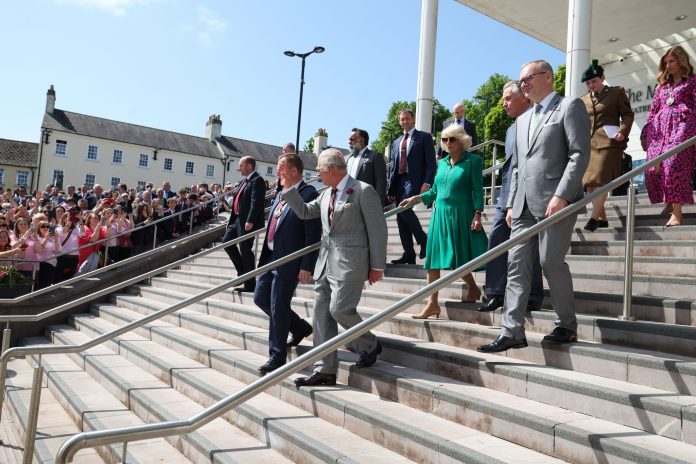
left=478, top=295, right=504, bottom=312
left=234, top=285, right=255, bottom=293
left=287, top=325, right=313, bottom=347
left=419, top=244, right=427, bottom=259
left=597, top=220, right=609, bottom=228
left=258, top=359, right=284, bottom=374
left=355, top=342, right=382, bottom=368
left=294, top=372, right=337, bottom=387
left=526, top=302, right=542, bottom=312
left=477, top=335, right=528, bottom=353
left=543, top=327, right=577, bottom=344
left=391, top=255, right=416, bottom=265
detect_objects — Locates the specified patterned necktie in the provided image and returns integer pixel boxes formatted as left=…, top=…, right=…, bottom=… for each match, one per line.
left=399, top=133, right=409, bottom=174
left=529, top=104, right=543, bottom=143
left=328, top=187, right=338, bottom=225
left=233, top=178, right=247, bottom=215
left=267, top=200, right=285, bottom=243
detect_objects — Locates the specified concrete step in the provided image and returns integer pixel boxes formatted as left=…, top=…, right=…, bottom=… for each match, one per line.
left=569, top=239, right=696, bottom=257
left=3, top=356, right=109, bottom=464
left=58, top=315, right=420, bottom=464
left=0, top=402, right=22, bottom=464
left=80, top=297, right=696, bottom=462
left=127, top=281, right=696, bottom=391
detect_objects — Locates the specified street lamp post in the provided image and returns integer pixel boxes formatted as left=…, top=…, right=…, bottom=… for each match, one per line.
left=284, top=46, right=325, bottom=153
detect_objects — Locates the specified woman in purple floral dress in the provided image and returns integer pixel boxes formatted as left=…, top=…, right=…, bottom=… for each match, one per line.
left=641, top=45, right=696, bottom=227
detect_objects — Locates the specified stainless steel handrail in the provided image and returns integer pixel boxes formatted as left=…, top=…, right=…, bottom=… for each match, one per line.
left=1, top=196, right=223, bottom=303
left=35, top=135, right=696, bottom=462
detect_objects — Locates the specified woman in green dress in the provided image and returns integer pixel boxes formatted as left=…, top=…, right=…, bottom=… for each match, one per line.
left=400, top=123, right=488, bottom=319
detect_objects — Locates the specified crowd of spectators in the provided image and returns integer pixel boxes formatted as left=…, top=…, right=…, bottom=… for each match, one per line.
left=0, top=180, right=231, bottom=290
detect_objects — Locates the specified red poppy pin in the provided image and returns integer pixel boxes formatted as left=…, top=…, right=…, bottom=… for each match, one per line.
left=346, top=187, right=354, bottom=195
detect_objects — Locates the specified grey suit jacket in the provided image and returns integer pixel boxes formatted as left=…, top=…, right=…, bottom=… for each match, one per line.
left=283, top=176, right=388, bottom=282
left=507, top=93, right=590, bottom=218
left=347, top=149, right=388, bottom=205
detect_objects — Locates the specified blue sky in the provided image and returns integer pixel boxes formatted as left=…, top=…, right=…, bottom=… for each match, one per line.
left=0, top=0, right=564, bottom=150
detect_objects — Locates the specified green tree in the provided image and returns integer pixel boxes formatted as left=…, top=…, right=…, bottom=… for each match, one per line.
left=554, top=63, right=566, bottom=96
left=303, top=136, right=314, bottom=154
left=371, top=99, right=451, bottom=156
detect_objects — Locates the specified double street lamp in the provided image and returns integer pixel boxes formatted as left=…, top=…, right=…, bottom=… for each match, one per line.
left=284, top=46, right=325, bottom=153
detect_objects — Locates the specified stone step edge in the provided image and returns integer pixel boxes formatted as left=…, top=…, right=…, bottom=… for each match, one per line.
left=74, top=306, right=696, bottom=464
left=44, top=327, right=417, bottom=464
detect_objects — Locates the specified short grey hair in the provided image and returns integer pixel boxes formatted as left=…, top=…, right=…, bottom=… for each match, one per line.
left=317, top=148, right=347, bottom=171
left=440, top=124, right=472, bottom=152
left=522, top=59, right=553, bottom=74
left=503, top=80, right=522, bottom=95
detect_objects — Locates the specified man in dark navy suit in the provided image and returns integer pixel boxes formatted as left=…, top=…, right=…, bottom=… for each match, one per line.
left=387, top=109, right=435, bottom=264
left=223, top=156, right=266, bottom=292
left=437, top=102, right=479, bottom=159
left=253, top=153, right=321, bottom=373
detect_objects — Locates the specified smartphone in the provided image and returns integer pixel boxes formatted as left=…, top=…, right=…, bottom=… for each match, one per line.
left=49, top=225, right=56, bottom=236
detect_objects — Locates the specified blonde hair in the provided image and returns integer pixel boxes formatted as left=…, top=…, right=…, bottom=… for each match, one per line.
left=440, top=123, right=472, bottom=153
left=657, top=45, right=694, bottom=84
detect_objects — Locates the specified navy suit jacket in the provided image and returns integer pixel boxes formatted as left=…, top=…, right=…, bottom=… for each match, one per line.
left=257, top=181, right=321, bottom=280
left=228, top=171, right=266, bottom=233
left=388, top=129, right=436, bottom=197
left=437, top=118, right=479, bottom=158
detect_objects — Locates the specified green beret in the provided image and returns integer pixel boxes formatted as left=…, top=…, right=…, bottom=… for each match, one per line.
left=581, top=59, right=604, bottom=82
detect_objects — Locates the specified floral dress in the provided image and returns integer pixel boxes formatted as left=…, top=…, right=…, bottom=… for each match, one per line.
left=640, top=74, right=696, bottom=205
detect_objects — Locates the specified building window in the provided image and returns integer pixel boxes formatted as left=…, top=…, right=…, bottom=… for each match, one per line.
left=266, top=166, right=273, bottom=175
left=52, top=170, right=64, bottom=188
left=206, top=164, right=215, bottom=177
left=110, top=177, right=120, bottom=188
left=55, top=140, right=67, bottom=156
left=137, top=180, right=147, bottom=191
left=84, top=174, right=96, bottom=188
left=185, top=161, right=194, bottom=175
left=305, top=172, right=311, bottom=180
left=0, top=169, right=4, bottom=185
left=163, top=157, right=173, bottom=171
left=112, top=149, right=123, bottom=164
left=139, top=154, right=149, bottom=168
left=87, top=145, right=98, bottom=160
left=16, top=171, right=29, bottom=187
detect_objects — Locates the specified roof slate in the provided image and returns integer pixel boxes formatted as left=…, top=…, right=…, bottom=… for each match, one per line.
left=41, top=109, right=318, bottom=170
left=0, top=138, right=39, bottom=168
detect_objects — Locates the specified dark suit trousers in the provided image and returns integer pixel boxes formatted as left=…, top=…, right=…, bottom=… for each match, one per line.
left=394, top=174, right=427, bottom=258
left=253, top=271, right=310, bottom=363
left=222, top=221, right=256, bottom=289
left=484, top=207, right=544, bottom=305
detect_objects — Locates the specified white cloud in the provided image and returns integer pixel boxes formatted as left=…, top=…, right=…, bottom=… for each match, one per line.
left=197, top=6, right=227, bottom=47
left=55, top=0, right=153, bottom=16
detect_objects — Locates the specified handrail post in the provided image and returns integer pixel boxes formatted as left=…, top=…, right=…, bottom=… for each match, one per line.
left=189, top=212, right=194, bottom=235
left=490, top=144, right=498, bottom=204
left=619, top=185, right=636, bottom=321
left=30, top=266, right=36, bottom=292
left=152, top=224, right=157, bottom=250
left=103, top=244, right=110, bottom=267
left=23, top=365, right=44, bottom=464
left=1, top=326, right=10, bottom=356
left=121, top=441, right=128, bottom=463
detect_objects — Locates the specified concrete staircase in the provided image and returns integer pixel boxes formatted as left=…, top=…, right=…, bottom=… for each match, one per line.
left=3, top=192, right=696, bottom=463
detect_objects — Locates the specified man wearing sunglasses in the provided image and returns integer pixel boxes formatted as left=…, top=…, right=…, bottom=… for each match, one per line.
left=478, top=60, right=590, bottom=353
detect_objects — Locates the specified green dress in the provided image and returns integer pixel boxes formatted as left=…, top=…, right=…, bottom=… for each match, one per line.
left=420, top=152, right=488, bottom=270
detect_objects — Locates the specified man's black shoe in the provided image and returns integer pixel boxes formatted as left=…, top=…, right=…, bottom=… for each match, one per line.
left=584, top=218, right=598, bottom=231
left=355, top=342, right=382, bottom=368
left=391, top=255, right=416, bottom=265
left=478, top=295, right=504, bottom=312
left=542, top=327, right=577, bottom=344
left=258, top=359, right=284, bottom=374
left=234, top=285, right=255, bottom=293
left=419, top=243, right=427, bottom=259
left=477, top=335, right=528, bottom=353
left=294, top=372, right=337, bottom=387
left=526, top=302, right=542, bottom=312
left=597, top=219, right=609, bottom=228
left=287, top=325, right=313, bottom=347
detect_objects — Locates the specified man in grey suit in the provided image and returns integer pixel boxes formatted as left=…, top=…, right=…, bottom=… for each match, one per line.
left=347, top=128, right=388, bottom=205
left=478, top=60, right=590, bottom=352
left=282, top=148, right=388, bottom=387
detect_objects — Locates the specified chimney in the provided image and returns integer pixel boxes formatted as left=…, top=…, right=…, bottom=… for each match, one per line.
left=313, top=128, right=328, bottom=155
left=205, top=114, right=222, bottom=142
left=46, top=85, right=56, bottom=114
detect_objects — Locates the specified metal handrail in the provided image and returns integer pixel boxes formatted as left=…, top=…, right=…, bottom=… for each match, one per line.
left=40, top=134, right=696, bottom=461
left=1, top=196, right=223, bottom=302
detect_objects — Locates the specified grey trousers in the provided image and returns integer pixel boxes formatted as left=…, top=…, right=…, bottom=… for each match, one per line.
left=311, top=273, right=378, bottom=374
left=500, top=206, right=578, bottom=340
